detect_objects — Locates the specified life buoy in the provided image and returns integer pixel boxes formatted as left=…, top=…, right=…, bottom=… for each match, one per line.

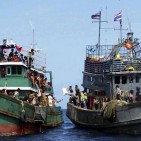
left=125, top=41, right=132, bottom=49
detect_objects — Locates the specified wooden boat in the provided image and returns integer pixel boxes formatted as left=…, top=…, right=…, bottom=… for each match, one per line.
left=0, top=39, right=63, bottom=136
left=67, top=101, right=141, bottom=134
left=66, top=15, right=141, bottom=134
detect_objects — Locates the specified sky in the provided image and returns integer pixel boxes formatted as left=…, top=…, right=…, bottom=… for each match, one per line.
left=0, top=0, right=141, bottom=108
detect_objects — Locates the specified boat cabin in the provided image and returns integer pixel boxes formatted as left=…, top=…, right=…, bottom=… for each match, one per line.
left=0, top=39, right=53, bottom=98
left=82, top=32, right=141, bottom=99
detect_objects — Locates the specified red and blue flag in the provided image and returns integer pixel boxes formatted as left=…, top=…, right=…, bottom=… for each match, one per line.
left=91, top=11, right=101, bottom=19
left=114, top=12, right=122, bottom=21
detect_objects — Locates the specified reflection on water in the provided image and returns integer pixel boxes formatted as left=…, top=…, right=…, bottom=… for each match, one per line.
left=0, top=109, right=141, bottom=141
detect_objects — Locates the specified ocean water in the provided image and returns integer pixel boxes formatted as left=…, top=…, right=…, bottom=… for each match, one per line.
left=0, top=109, right=141, bottom=141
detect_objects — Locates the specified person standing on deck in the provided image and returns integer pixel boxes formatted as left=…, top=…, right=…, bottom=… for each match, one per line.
left=115, top=85, right=121, bottom=100
left=75, top=85, right=81, bottom=106
left=136, top=87, right=141, bottom=101
left=81, top=90, right=87, bottom=108
left=13, top=88, right=20, bottom=100
left=48, top=93, right=53, bottom=107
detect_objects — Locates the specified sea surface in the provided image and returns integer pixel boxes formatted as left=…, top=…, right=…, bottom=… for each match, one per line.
left=0, top=109, right=141, bottom=141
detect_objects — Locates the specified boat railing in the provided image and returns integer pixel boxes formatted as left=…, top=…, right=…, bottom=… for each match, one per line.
left=85, top=58, right=141, bottom=74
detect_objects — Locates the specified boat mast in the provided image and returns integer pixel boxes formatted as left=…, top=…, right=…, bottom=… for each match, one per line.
left=92, top=11, right=107, bottom=57
left=98, top=11, right=101, bottom=57
left=119, top=20, right=122, bottom=44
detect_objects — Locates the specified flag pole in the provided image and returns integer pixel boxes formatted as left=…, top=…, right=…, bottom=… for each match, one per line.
left=98, top=11, right=101, bottom=57
left=120, top=20, right=122, bottom=44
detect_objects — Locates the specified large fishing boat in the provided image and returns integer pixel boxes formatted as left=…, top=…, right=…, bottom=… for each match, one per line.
left=67, top=13, right=141, bottom=134
left=0, top=39, right=63, bottom=136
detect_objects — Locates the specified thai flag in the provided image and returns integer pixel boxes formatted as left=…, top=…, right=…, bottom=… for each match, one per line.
left=114, top=12, right=122, bottom=21
left=91, top=11, right=101, bottom=19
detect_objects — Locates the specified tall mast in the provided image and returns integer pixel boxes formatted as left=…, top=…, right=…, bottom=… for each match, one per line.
left=120, top=20, right=122, bottom=44
left=91, top=11, right=107, bottom=57
left=98, top=11, right=101, bottom=56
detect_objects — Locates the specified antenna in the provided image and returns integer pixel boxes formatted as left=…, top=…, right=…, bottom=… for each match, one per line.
left=127, top=18, right=132, bottom=32
left=29, top=21, right=35, bottom=48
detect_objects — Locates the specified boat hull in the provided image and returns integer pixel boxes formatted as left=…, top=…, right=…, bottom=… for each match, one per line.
left=67, top=102, right=141, bottom=135
left=0, top=94, right=63, bottom=136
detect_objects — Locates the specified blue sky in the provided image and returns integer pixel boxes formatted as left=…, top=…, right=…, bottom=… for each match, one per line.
left=0, top=0, right=141, bottom=108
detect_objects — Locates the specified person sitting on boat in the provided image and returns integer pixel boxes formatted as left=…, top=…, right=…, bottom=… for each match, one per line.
left=102, top=97, right=107, bottom=108
left=53, top=97, right=63, bottom=106
left=135, top=87, right=141, bottom=101
left=115, top=85, right=121, bottom=100
left=13, top=54, right=20, bottom=62
left=75, top=90, right=81, bottom=107
left=1, top=89, right=7, bottom=95
left=0, top=67, right=6, bottom=78
left=24, top=56, right=28, bottom=65
left=36, top=74, right=42, bottom=88
left=30, top=72, right=35, bottom=87
left=42, top=78, right=48, bottom=89
left=39, top=89, right=47, bottom=106
left=75, top=85, right=81, bottom=106
left=69, top=90, right=77, bottom=105
left=1, top=54, right=6, bottom=62
left=31, top=92, right=39, bottom=106
left=22, top=93, right=30, bottom=102
left=7, top=91, right=14, bottom=97
left=93, top=98, right=99, bottom=110
left=8, top=48, right=14, bottom=61
left=67, top=86, right=73, bottom=92
left=127, top=90, right=134, bottom=103
left=28, top=92, right=35, bottom=103
left=20, top=54, right=25, bottom=63
left=13, top=88, right=20, bottom=100
left=48, top=93, right=53, bottom=107
left=47, top=82, right=52, bottom=91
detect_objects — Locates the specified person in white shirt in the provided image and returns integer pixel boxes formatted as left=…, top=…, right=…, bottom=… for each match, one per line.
left=115, top=85, right=121, bottom=100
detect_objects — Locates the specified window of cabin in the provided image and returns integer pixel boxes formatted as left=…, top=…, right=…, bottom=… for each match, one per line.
left=115, top=76, right=120, bottom=84
left=122, top=76, right=127, bottom=84
left=11, top=66, right=22, bottom=75
left=129, top=75, right=133, bottom=83
left=136, top=76, right=140, bottom=83
left=87, top=76, right=91, bottom=81
left=11, top=66, right=16, bottom=74
left=84, top=75, right=86, bottom=81
left=7, top=67, right=11, bottom=75
left=99, top=77, right=103, bottom=83
left=17, top=66, right=22, bottom=74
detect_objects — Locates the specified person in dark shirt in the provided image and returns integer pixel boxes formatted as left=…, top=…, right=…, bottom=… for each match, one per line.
left=136, top=87, right=141, bottom=101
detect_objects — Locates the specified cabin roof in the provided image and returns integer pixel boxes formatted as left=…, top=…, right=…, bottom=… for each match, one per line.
left=30, top=67, right=46, bottom=75
left=0, top=87, right=37, bottom=91
left=0, top=62, right=27, bottom=67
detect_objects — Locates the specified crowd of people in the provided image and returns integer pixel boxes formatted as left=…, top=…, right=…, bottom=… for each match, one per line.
left=0, top=47, right=64, bottom=109
left=0, top=47, right=36, bottom=67
left=1, top=48, right=30, bottom=64
left=0, top=88, right=62, bottom=109
left=115, top=85, right=141, bottom=103
left=67, top=85, right=109, bottom=110
left=68, top=84, right=141, bottom=110
left=26, top=69, right=51, bottom=92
